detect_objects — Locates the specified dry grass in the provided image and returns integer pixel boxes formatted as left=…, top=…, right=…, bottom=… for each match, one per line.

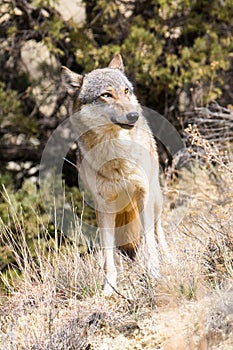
left=0, top=131, right=233, bottom=349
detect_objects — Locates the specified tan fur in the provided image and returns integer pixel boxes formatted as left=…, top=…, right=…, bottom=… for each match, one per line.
left=115, top=196, right=141, bottom=258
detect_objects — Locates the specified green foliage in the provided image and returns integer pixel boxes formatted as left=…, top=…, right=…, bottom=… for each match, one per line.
left=0, top=179, right=97, bottom=288
left=82, top=0, right=233, bottom=108
left=35, top=16, right=65, bottom=55
left=0, top=182, right=45, bottom=289
left=0, top=82, right=37, bottom=136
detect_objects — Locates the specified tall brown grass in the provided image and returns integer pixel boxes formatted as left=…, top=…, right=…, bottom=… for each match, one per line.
left=0, top=127, right=232, bottom=349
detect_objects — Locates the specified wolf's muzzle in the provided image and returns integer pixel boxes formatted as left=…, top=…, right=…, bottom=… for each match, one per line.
left=126, top=112, right=139, bottom=123
left=111, top=111, right=139, bottom=129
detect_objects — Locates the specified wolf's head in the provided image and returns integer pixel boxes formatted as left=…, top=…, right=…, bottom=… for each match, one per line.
left=61, top=55, right=141, bottom=130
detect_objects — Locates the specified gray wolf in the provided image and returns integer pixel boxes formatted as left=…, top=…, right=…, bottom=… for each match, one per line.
left=61, top=54, right=169, bottom=294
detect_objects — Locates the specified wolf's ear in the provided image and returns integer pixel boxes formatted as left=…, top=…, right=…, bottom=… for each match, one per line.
left=108, top=54, right=124, bottom=72
left=61, top=66, right=83, bottom=95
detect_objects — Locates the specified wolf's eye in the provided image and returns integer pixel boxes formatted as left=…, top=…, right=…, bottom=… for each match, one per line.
left=101, top=92, right=113, bottom=98
left=125, top=88, right=130, bottom=95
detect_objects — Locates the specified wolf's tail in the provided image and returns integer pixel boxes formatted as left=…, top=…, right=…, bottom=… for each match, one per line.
left=115, top=197, right=141, bottom=258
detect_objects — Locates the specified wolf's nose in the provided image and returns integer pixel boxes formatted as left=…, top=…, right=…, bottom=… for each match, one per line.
left=126, top=112, right=139, bottom=123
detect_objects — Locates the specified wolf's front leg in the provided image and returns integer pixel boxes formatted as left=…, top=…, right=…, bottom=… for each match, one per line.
left=154, top=196, right=172, bottom=263
left=138, top=196, right=160, bottom=278
left=97, top=212, right=117, bottom=295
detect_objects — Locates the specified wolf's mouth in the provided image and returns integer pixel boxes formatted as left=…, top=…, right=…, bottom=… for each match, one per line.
left=114, top=122, right=135, bottom=129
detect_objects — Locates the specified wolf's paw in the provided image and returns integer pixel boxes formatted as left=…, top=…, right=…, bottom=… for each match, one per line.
left=146, top=262, right=161, bottom=279
left=148, top=267, right=161, bottom=279
left=103, top=284, right=114, bottom=296
left=103, top=277, right=117, bottom=296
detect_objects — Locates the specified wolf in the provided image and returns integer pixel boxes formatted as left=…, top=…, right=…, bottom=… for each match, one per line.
left=61, top=54, right=169, bottom=294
